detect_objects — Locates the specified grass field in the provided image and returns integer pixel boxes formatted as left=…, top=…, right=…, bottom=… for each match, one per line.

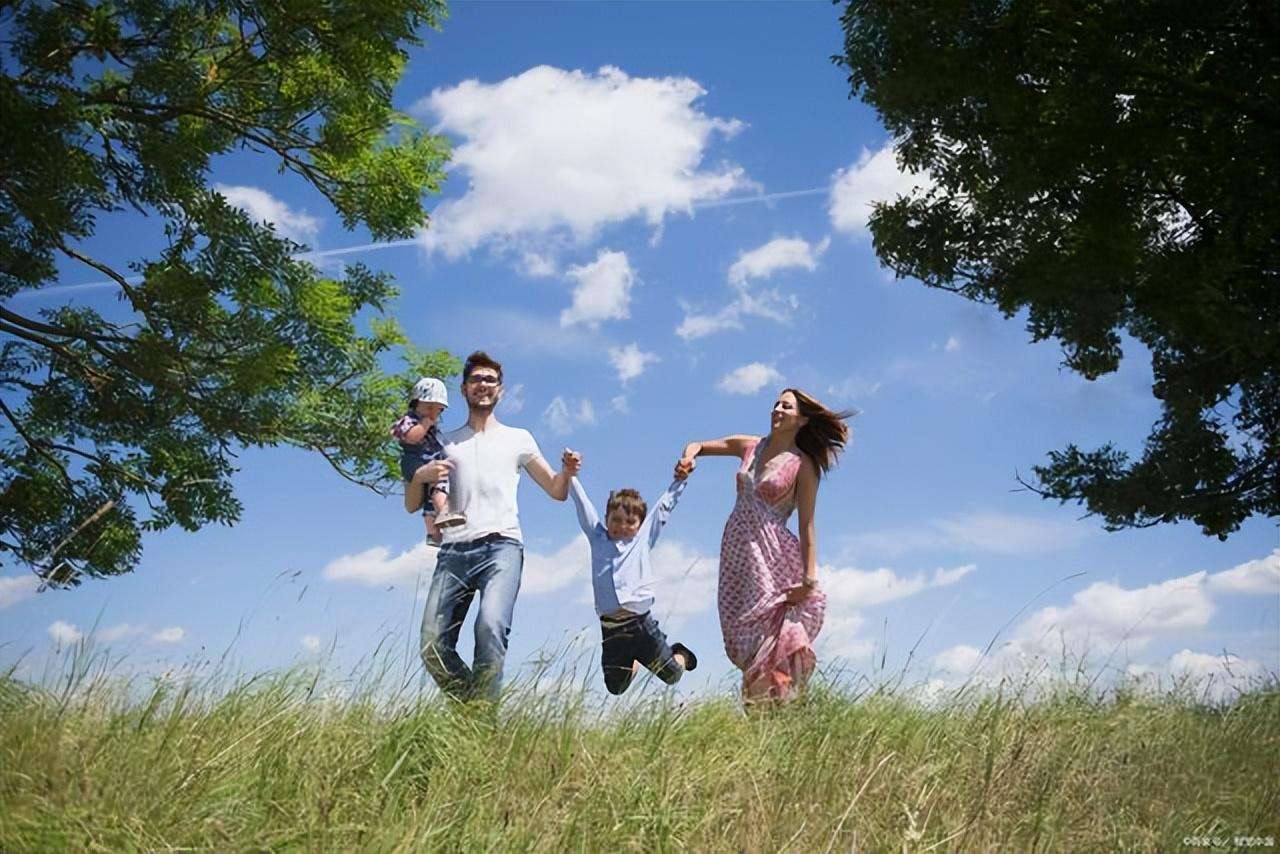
left=1, top=647, right=1276, bottom=852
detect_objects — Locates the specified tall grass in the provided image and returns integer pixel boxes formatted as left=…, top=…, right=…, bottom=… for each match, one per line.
left=1, top=644, right=1276, bottom=851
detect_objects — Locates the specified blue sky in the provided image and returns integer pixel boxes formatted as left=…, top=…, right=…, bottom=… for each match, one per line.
left=3, top=2, right=1277, bottom=701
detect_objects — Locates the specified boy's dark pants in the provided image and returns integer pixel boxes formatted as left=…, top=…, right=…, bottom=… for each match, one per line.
left=600, top=611, right=684, bottom=695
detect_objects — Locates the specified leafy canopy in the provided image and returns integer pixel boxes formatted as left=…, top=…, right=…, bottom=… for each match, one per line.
left=0, top=0, right=455, bottom=584
left=837, top=0, right=1278, bottom=537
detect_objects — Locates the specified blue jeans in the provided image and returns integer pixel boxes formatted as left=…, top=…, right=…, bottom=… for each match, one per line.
left=420, top=535, right=523, bottom=701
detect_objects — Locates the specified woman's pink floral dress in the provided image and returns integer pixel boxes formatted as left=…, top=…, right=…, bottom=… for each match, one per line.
left=718, top=438, right=826, bottom=700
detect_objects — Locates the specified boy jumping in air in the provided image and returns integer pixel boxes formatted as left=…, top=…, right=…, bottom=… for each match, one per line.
left=562, top=449, right=697, bottom=694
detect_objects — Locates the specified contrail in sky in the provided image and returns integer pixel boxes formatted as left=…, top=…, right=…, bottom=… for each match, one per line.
left=693, top=186, right=826, bottom=208
left=15, top=186, right=827, bottom=300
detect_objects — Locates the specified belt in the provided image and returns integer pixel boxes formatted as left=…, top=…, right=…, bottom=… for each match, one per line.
left=443, top=532, right=516, bottom=551
left=600, top=610, right=648, bottom=628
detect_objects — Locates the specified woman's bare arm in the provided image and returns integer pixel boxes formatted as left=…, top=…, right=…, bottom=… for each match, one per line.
left=675, top=434, right=758, bottom=478
left=794, top=456, right=820, bottom=586
left=682, top=435, right=757, bottom=458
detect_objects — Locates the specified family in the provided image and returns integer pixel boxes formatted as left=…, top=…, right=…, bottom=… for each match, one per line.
left=398, top=351, right=850, bottom=705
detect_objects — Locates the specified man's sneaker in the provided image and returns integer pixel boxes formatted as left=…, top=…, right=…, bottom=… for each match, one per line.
left=435, top=511, right=467, bottom=529
left=671, top=642, right=698, bottom=672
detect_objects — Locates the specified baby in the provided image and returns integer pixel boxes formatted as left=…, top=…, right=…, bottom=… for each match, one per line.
left=562, top=449, right=697, bottom=694
left=391, top=377, right=465, bottom=543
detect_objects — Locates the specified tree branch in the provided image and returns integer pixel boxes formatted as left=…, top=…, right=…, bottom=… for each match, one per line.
left=0, top=396, right=73, bottom=487
left=0, top=307, right=128, bottom=344
left=58, top=245, right=143, bottom=309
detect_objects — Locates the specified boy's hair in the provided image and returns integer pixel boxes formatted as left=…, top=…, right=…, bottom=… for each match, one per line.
left=605, top=488, right=647, bottom=521
left=463, top=351, right=503, bottom=384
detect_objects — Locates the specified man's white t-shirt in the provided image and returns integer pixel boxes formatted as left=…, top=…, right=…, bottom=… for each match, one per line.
left=439, top=422, right=543, bottom=544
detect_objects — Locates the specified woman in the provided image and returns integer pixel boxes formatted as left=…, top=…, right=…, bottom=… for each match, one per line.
left=676, top=389, right=850, bottom=703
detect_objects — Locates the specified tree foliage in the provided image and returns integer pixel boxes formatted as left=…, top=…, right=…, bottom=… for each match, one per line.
left=0, top=0, right=455, bottom=583
left=837, top=0, right=1279, bottom=537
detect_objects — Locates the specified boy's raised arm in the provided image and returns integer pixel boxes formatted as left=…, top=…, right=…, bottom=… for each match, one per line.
left=568, top=476, right=600, bottom=534
left=644, top=478, right=687, bottom=548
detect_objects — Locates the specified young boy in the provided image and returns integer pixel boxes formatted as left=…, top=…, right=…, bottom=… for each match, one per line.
left=562, top=449, right=697, bottom=695
left=391, top=377, right=465, bottom=543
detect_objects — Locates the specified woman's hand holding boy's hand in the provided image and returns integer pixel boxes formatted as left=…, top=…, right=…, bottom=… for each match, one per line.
left=561, top=448, right=582, bottom=476
left=674, top=456, right=696, bottom=480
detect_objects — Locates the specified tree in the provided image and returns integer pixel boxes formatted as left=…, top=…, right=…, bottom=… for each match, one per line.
left=836, top=0, right=1279, bottom=537
left=0, top=0, right=456, bottom=584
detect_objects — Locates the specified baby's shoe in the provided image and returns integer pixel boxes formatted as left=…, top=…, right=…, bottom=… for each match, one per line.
left=435, top=511, right=467, bottom=529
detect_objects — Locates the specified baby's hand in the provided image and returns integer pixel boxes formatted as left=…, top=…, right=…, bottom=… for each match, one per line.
left=403, top=422, right=429, bottom=444
left=561, top=448, right=582, bottom=476
left=424, top=516, right=442, bottom=544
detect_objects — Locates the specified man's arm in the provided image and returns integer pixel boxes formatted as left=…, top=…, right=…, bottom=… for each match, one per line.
left=524, top=455, right=572, bottom=501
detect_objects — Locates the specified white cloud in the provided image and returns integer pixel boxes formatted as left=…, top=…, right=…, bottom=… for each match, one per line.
left=650, top=540, right=718, bottom=618
left=844, top=511, right=1090, bottom=560
left=0, top=574, right=39, bottom=609
left=814, top=564, right=974, bottom=662
left=717, top=362, right=783, bottom=396
left=523, top=537, right=592, bottom=595
left=944, top=335, right=961, bottom=353
left=610, top=395, right=630, bottom=414
left=100, top=623, right=145, bottom=642
left=677, top=235, right=824, bottom=341
left=151, top=627, right=185, bottom=644
left=519, top=252, right=558, bottom=278
left=1168, top=649, right=1267, bottom=680
left=817, top=613, right=874, bottom=660
left=561, top=250, right=635, bottom=328
left=924, top=552, right=1279, bottom=698
left=1014, top=571, right=1214, bottom=655
left=501, top=382, right=526, bottom=415
left=300, top=635, right=323, bottom=654
left=676, top=305, right=744, bottom=340
left=934, top=644, right=984, bottom=674
left=417, top=66, right=747, bottom=260
left=931, top=564, right=978, bottom=586
left=822, top=563, right=975, bottom=609
left=215, top=184, right=321, bottom=244
left=609, top=343, right=660, bottom=384
left=1126, top=649, right=1270, bottom=703
left=826, top=375, right=883, bottom=404
left=48, top=620, right=81, bottom=645
left=543, top=396, right=598, bottom=435
left=828, top=144, right=933, bottom=235
left=727, top=236, right=830, bottom=286
left=323, top=541, right=437, bottom=587
left=1207, top=549, right=1279, bottom=595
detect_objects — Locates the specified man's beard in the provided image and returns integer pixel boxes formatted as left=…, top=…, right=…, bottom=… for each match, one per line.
left=468, top=392, right=499, bottom=413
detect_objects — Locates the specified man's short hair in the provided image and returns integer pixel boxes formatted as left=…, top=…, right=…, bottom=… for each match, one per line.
left=606, top=488, right=647, bottom=521
left=463, top=351, right=503, bottom=384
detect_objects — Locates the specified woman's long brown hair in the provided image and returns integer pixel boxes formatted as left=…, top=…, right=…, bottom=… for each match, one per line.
left=783, top=388, right=853, bottom=478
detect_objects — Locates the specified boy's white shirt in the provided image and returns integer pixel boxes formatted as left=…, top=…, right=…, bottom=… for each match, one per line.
left=439, top=422, right=543, bottom=544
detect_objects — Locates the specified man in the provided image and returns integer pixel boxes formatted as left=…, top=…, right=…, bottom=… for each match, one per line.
left=406, top=351, right=576, bottom=701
